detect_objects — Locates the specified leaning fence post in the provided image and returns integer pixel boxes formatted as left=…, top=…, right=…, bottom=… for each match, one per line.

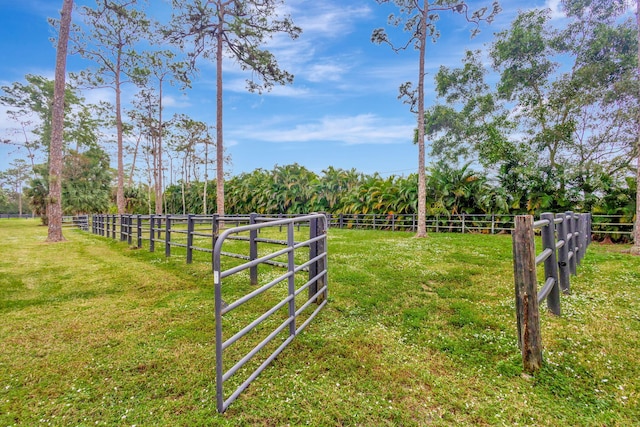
left=541, top=213, right=560, bottom=316
left=186, top=214, right=195, bottom=264
left=512, top=215, right=543, bottom=373
left=556, top=213, right=571, bottom=294
left=249, top=213, right=258, bottom=285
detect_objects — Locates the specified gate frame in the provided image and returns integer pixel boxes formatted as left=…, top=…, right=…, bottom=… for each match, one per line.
left=213, top=213, right=328, bottom=413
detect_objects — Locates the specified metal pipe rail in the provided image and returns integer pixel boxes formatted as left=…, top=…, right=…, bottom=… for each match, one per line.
left=512, top=211, right=592, bottom=373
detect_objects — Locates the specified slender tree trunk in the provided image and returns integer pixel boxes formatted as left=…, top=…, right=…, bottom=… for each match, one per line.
left=18, top=185, right=23, bottom=216
left=47, top=0, right=73, bottom=242
left=415, top=0, right=428, bottom=238
left=632, top=1, right=640, bottom=255
left=127, top=133, right=142, bottom=188
left=204, top=139, right=208, bottom=214
left=116, top=49, right=125, bottom=214
left=156, top=79, right=164, bottom=214
left=216, top=13, right=225, bottom=216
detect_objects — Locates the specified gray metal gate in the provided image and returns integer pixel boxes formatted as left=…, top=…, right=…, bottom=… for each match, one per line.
left=213, top=213, right=328, bottom=413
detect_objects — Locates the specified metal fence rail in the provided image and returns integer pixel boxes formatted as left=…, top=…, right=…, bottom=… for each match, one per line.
left=213, top=213, right=328, bottom=413
left=512, top=211, right=592, bottom=373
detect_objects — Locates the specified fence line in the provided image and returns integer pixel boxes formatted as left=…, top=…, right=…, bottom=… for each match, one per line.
left=323, top=213, right=628, bottom=238
left=62, top=215, right=89, bottom=231
left=512, top=211, right=592, bottom=373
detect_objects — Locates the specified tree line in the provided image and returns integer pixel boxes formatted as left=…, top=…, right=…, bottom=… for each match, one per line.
left=0, top=0, right=638, bottom=248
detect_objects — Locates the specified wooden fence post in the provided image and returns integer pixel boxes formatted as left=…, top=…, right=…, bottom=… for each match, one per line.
left=512, top=215, right=543, bottom=373
left=566, top=211, right=577, bottom=276
left=541, top=213, right=560, bottom=316
left=555, top=213, right=571, bottom=294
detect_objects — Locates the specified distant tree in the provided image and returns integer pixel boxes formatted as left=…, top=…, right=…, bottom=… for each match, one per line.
left=135, top=49, right=191, bottom=214
left=371, top=0, right=500, bottom=237
left=47, top=0, right=74, bottom=242
left=166, top=0, right=301, bottom=216
left=424, top=49, right=515, bottom=168
left=26, top=146, right=112, bottom=221
left=71, top=0, right=150, bottom=214
left=490, top=3, right=636, bottom=181
left=0, top=75, right=84, bottom=163
left=0, top=159, right=31, bottom=215
left=62, top=147, right=112, bottom=214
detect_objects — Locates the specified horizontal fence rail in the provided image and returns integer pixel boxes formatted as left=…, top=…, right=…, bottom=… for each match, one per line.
left=62, top=215, right=89, bottom=231
left=213, top=214, right=328, bottom=413
left=512, top=211, right=592, bottom=373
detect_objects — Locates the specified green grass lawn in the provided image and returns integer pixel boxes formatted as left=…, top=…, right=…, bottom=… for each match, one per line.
left=0, top=219, right=638, bottom=426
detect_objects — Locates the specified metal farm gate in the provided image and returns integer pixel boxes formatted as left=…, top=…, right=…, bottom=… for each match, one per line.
left=213, top=213, right=328, bottom=412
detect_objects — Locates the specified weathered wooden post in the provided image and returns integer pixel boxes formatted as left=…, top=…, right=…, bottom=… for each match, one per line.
left=555, top=213, right=571, bottom=294
left=249, top=213, right=258, bottom=285
left=541, top=213, right=560, bottom=315
left=512, top=215, right=543, bottom=373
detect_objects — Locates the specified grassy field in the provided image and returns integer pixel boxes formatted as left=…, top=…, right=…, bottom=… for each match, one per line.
left=0, top=219, right=638, bottom=426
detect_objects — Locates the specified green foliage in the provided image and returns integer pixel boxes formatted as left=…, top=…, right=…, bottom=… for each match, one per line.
left=0, top=75, right=97, bottom=158
left=25, top=147, right=113, bottom=220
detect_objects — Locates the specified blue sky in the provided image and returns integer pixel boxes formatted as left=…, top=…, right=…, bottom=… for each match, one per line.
left=0, top=0, right=563, bottom=179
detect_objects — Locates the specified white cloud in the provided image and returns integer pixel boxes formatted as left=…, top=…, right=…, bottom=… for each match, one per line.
left=237, top=114, right=414, bottom=145
left=545, top=0, right=565, bottom=19
left=292, top=3, right=372, bottom=38
left=306, top=63, right=348, bottom=83
left=81, top=87, right=114, bottom=106
left=162, top=95, right=191, bottom=109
